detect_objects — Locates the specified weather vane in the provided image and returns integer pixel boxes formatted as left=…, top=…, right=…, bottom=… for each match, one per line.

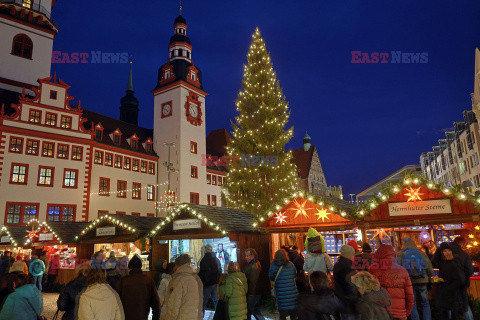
left=179, top=0, right=182, bottom=15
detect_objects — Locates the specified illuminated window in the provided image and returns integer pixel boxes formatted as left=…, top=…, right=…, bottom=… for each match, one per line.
left=72, top=146, right=83, bottom=160
left=207, top=174, right=211, bottom=184
left=212, top=175, right=217, bottom=185
left=114, top=155, right=122, bottom=168
left=57, top=144, right=69, bottom=159
left=212, top=195, right=217, bottom=206
left=60, top=116, right=72, bottom=129
left=148, top=163, right=155, bottom=174
left=94, top=151, right=103, bottom=164
left=105, top=153, right=113, bottom=166
left=99, top=178, right=110, bottom=195
left=147, top=185, right=154, bottom=201
left=12, top=34, right=32, bottom=59
left=42, top=142, right=54, bottom=157
left=9, top=137, right=23, bottom=153
left=190, top=141, right=197, bottom=154
left=23, top=205, right=37, bottom=223
left=207, top=194, right=211, bottom=205
left=63, top=169, right=77, bottom=188
left=26, top=140, right=39, bottom=155
left=132, top=159, right=139, bottom=171
left=46, top=113, right=57, bottom=126
left=124, top=157, right=131, bottom=170
left=132, top=183, right=141, bottom=199
left=117, top=181, right=126, bottom=198
left=38, top=167, right=54, bottom=186
left=29, top=110, right=41, bottom=123
left=191, top=166, right=198, bottom=178
left=6, top=203, right=39, bottom=225
left=22, top=0, right=32, bottom=8
left=6, top=204, right=21, bottom=224
left=140, top=161, right=147, bottom=173
left=47, top=205, right=75, bottom=222
left=190, top=192, right=199, bottom=204
left=10, top=164, right=28, bottom=184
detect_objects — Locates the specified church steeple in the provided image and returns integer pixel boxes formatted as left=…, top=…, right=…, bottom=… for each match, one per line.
left=303, top=132, right=312, bottom=151
left=169, top=15, right=192, bottom=62
left=120, top=61, right=139, bottom=125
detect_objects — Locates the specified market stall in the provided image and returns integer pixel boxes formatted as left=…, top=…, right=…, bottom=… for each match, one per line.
left=257, top=194, right=356, bottom=263
left=0, top=225, right=29, bottom=257
left=148, top=204, right=270, bottom=292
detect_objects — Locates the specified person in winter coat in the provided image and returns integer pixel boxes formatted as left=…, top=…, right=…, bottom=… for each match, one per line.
left=0, top=252, right=14, bottom=275
left=9, top=255, right=28, bottom=275
left=305, top=228, right=326, bottom=253
left=303, top=235, right=334, bottom=275
left=269, top=249, right=298, bottom=320
left=369, top=244, right=414, bottom=320
left=77, top=268, right=124, bottom=320
left=154, top=259, right=167, bottom=288
left=220, top=262, right=248, bottom=320
left=347, top=240, right=359, bottom=253
left=57, top=265, right=88, bottom=320
left=164, top=254, right=203, bottom=320
left=198, top=244, right=222, bottom=314
left=158, top=263, right=174, bottom=320
left=28, top=255, right=45, bottom=292
left=0, top=273, right=15, bottom=312
left=244, top=248, right=265, bottom=320
left=351, top=271, right=392, bottom=320
left=435, top=242, right=463, bottom=320
left=450, top=237, right=474, bottom=320
left=46, top=254, right=60, bottom=292
left=333, top=245, right=359, bottom=320
left=397, top=238, right=433, bottom=320
left=353, top=243, right=373, bottom=271
left=287, top=246, right=305, bottom=273
left=0, top=273, right=43, bottom=320
left=104, top=251, right=120, bottom=290
left=297, top=271, right=343, bottom=320
left=116, top=254, right=160, bottom=320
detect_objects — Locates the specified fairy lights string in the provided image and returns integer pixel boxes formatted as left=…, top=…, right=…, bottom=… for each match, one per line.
left=24, top=222, right=62, bottom=246
left=90, top=181, right=168, bottom=196
left=74, top=215, right=137, bottom=241
left=0, top=227, right=17, bottom=247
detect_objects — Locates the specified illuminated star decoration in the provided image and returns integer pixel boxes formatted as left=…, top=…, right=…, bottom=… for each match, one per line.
left=26, top=230, right=37, bottom=240
left=371, top=228, right=391, bottom=242
left=404, top=187, right=423, bottom=202
left=314, top=209, right=330, bottom=222
left=274, top=212, right=287, bottom=224
left=286, top=199, right=314, bottom=219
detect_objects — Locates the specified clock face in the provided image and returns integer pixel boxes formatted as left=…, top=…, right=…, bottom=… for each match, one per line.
left=163, top=104, right=171, bottom=116
left=189, top=103, right=198, bottom=118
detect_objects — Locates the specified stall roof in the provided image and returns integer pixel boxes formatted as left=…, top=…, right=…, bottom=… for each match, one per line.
left=0, top=226, right=29, bottom=246
left=187, top=204, right=257, bottom=232
left=47, top=222, right=90, bottom=244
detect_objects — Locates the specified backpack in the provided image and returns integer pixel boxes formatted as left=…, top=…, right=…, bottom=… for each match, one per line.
left=30, top=260, right=43, bottom=276
left=401, top=249, right=427, bottom=279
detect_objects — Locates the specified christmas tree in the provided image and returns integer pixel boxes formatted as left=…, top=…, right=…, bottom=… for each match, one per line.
left=223, top=28, right=299, bottom=216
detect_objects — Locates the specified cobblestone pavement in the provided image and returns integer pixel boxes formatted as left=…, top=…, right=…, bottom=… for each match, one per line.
left=42, top=293, right=277, bottom=320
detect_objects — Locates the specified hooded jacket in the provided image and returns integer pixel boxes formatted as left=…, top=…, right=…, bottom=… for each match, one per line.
left=355, top=287, right=392, bottom=320
left=0, top=284, right=43, bottom=320
left=244, top=259, right=262, bottom=295
left=220, top=272, right=248, bottom=320
left=57, top=274, right=87, bottom=320
left=333, top=256, right=358, bottom=314
left=28, top=259, right=45, bottom=277
left=269, top=261, right=298, bottom=311
left=449, top=242, right=474, bottom=288
left=368, top=244, right=414, bottom=319
left=116, top=269, right=160, bottom=320
left=77, top=283, right=124, bottom=320
left=304, top=253, right=334, bottom=275
left=164, top=263, right=203, bottom=320
left=198, top=252, right=222, bottom=287
left=297, top=288, right=344, bottom=320
left=397, top=239, right=434, bottom=285
left=305, top=228, right=326, bottom=253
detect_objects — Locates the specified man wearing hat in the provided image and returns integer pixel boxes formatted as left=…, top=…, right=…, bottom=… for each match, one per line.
left=116, top=254, right=160, bottom=320
left=198, top=244, right=221, bottom=315
left=0, top=251, right=14, bottom=275
left=333, top=244, right=360, bottom=320
left=164, top=254, right=203, bottom=320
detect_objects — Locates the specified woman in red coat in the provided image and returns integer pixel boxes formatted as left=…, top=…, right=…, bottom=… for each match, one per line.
left=368, top=244, right=414, bottom=320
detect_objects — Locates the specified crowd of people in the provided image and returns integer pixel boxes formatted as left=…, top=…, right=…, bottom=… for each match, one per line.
left=0, top=233, right=474, bottom=320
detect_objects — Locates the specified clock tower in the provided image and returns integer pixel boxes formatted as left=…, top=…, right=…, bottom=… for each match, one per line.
left=153, top=14, right=207, bottom=208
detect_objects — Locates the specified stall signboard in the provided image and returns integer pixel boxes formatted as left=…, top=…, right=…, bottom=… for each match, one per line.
left=173, top=219, right=201, bottom=231
left=96, top=226, right=116, bottom=237
left=388, top=199, right=452, bottom=217
left=39, top=233, right=54, bottom=241
left=0, top=236, right=10, bottom=243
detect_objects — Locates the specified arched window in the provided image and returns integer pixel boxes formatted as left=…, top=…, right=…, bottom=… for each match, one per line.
left=12, top=34, right=33, bottom=59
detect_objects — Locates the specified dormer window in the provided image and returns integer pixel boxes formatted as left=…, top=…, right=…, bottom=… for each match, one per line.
left=146, top=142, right=152, bottom=153
left=114, top=134, right=120, bottom=145
left=95, top=129, right=103, bottom=140
left=50, top=90, right=57, bottom=100
left=132, top=140, right=137, bottom=149
left=191, top=72, right=196, bottom=81
left=165, top=70, right=171, bottom=79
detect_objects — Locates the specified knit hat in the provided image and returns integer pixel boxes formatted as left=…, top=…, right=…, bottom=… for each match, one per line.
left=340, top=245, right=355, bottom=259
left=347, top=240, right=359, bottom=252
left=175, top=254, right=191, bottom=267
left=128, top=254, right=143, bottom=269
left=362, top=243, right=372, bottom=253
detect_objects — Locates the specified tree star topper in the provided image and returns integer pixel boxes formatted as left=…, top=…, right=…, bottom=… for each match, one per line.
left=314, top=209, right=330, bottom=222
left=286, top=199, right=314, bottom=219
left=404, top=187, right=423, bottom=202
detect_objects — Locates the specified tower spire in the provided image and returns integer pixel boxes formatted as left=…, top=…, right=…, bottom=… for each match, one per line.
left=127, top=60, right=133, bottom=92
left=179, top=0, right=182, bottom=15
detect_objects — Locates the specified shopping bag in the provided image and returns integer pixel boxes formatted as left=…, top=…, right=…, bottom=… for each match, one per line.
left=212, top=299, right=229, bottom=320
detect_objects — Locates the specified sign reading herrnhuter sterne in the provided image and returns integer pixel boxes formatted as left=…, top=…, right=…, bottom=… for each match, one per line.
left=388, top=199, right=452, bottom=216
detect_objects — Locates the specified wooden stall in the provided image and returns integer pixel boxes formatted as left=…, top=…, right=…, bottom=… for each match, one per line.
left=259, top=196, right=356, bottom=263
left=0, top=225, right=29, bottom=255
left=150, top=204, right=271, bottom=294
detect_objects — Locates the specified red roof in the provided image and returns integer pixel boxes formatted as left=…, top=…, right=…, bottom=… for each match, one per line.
left=291, top=146, right=315, bottom=179
left=206, top=128, right=232, bottom=158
